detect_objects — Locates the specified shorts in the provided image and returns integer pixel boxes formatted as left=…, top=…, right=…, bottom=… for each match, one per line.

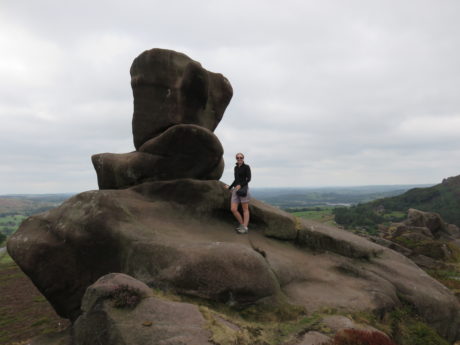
left=231, top=188, right=251, bottom=204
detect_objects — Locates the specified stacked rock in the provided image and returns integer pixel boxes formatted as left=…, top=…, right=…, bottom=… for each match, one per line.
left=92, top=48, right=233, bottom=189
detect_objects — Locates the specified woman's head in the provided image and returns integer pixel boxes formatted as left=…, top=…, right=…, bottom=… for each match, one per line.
left=235, top=153, right=244, bottom=162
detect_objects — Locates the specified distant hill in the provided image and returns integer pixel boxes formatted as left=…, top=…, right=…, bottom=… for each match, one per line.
left=0, top=194, right=73, bottom=216
left=251, top=184, right=432, bottom=208
left=333, top=174, right=460, bottom=231
left=369, top=175, right=460, bottom=226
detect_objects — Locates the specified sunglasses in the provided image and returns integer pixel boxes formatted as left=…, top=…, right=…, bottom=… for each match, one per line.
left=236, top=157, right=244, bottom=160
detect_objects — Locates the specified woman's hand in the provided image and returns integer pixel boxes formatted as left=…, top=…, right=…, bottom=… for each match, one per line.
left=235, top=185, right=241, bottom=191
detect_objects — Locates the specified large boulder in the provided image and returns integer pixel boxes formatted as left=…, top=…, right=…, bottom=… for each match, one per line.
left=406, top=208, right=448, bottom=238
left=8, top=180, right=460, bottom=341
left=405, top=208, right=460, bottom=241
left=92, top=124, right=224, bottom=189
left=92, top=48, right=232, bottom=189
left=32, top=273, right=213, bottom=345
left=130, top=48, right=233, bottom=150
left=381, top=209, right=460, bottom=266
left=7, top=180, right=288, bottom=320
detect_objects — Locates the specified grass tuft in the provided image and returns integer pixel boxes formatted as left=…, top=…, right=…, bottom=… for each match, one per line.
left=110, top=284, right=142, bottom=309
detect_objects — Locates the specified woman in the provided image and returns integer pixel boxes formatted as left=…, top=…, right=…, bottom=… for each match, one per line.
left=227, top=153, right=251, bottom=234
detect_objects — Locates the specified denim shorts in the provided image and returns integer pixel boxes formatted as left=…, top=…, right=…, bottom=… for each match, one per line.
left=231, top=188, right=251, bottom=204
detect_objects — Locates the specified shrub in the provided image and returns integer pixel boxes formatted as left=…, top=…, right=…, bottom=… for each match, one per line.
left=324, top=328, right=398, bottom=345
left=110, top=284, right=142, bottom=309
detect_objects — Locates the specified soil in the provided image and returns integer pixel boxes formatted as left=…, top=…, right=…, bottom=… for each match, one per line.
left=0, top=258, right=70, bottom=345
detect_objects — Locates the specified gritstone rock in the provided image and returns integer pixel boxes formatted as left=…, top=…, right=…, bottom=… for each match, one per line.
left=92, top=48, right=232, bottom=189
left=130, top=48, right=233, bottom=149
left=31, top=273, right=213, bottom=345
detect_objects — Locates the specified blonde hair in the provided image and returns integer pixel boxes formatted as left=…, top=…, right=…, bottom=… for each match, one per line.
left=235, top=152, right=245, bottom=159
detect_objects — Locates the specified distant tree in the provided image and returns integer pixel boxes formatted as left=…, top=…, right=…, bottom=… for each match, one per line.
left=333, top=204, right=384, bottom=234
left=0, top=232, right=6, bottom=245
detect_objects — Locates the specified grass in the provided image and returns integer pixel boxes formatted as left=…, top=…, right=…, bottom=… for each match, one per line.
left=0, top=215, right=27, bottom=225
left=292, top=207, right=336, bottom=226
left=0, top=252, right=69, bottom=344
left=0, top=215, right=26, bottom=233
left=200, top=305, right=322, bottom=345
left=382, top=211, right=406, bottom=222
left=342, top=307, right=451, bottom=345
left=197, top=299, right=452, bottom=345
left=426, top=267, right=460, bottom=299
left=0, top=251, right=14, bottom=265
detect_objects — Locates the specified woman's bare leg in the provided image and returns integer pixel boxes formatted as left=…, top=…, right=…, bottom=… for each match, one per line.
left=241, top=202, right=250, bottom=228
left=231, top=202, right=244, bottom=225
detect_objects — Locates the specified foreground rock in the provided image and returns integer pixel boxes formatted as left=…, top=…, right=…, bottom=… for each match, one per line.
left=32, top=273, right=213, bottom=345
left=8, top=179, right=460, bottom=342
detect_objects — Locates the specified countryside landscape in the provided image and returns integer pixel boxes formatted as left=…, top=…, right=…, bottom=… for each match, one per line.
left=2, top=3, right=460, bottom=343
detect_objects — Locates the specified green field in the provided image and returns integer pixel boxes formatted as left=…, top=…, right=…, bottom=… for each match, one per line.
left=0, top=215, right=27, bottom=235
left=290, top=207, right=336, bottom=226
left=0, top=215, right=27, bottom=246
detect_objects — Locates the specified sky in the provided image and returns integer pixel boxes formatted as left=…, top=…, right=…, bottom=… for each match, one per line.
left=1, top=0, right=460, bottom=194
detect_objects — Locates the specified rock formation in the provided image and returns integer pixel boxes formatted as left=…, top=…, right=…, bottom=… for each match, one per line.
left=7, top=49, right=460, bottom=344
left=92, top=48, right=232, bottom=189
left=377, top=208, right=460, bottom=271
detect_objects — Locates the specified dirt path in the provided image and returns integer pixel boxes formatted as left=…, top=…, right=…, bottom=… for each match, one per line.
left=0, top=257, right=70, bottom=344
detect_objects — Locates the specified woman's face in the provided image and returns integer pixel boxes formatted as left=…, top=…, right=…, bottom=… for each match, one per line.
left=236, top=154, right=244, bottom=164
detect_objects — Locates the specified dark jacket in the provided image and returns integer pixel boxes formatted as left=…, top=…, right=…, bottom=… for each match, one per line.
left=229, top=163, right=251, bottom=189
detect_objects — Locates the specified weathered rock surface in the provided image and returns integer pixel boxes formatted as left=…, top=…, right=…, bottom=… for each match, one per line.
left=92, top=124, right=224, bottom=189
left=406, top=208, right=458, bottom=240
left=299, top=331, right=331, bottom=345
left=8, top=180, right=460, bottom=342
left=130, top=48, right=233, bottom=149
left=381, top=208, right=460, bottom=269
left=92, top=48, right=232, bottom=189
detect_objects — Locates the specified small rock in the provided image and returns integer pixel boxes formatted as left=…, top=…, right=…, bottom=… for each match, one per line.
left=299, top=331, right=330, bottom=345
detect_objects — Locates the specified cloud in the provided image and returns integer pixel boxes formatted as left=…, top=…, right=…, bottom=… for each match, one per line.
left=1, top=0, right=460, bottom=193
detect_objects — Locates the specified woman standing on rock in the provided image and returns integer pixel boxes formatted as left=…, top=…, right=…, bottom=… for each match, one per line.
left=227, top=153, right=251, bottom=234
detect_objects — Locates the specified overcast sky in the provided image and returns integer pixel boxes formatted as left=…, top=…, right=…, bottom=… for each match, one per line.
left=1, top=0, right=460, bottom=194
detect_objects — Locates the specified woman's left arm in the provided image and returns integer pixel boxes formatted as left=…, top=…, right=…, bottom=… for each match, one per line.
left=245, top=165, right=251, bottom=185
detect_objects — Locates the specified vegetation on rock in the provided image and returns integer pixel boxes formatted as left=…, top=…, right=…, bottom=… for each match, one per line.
left=110, top=284, right=143, bottom=309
